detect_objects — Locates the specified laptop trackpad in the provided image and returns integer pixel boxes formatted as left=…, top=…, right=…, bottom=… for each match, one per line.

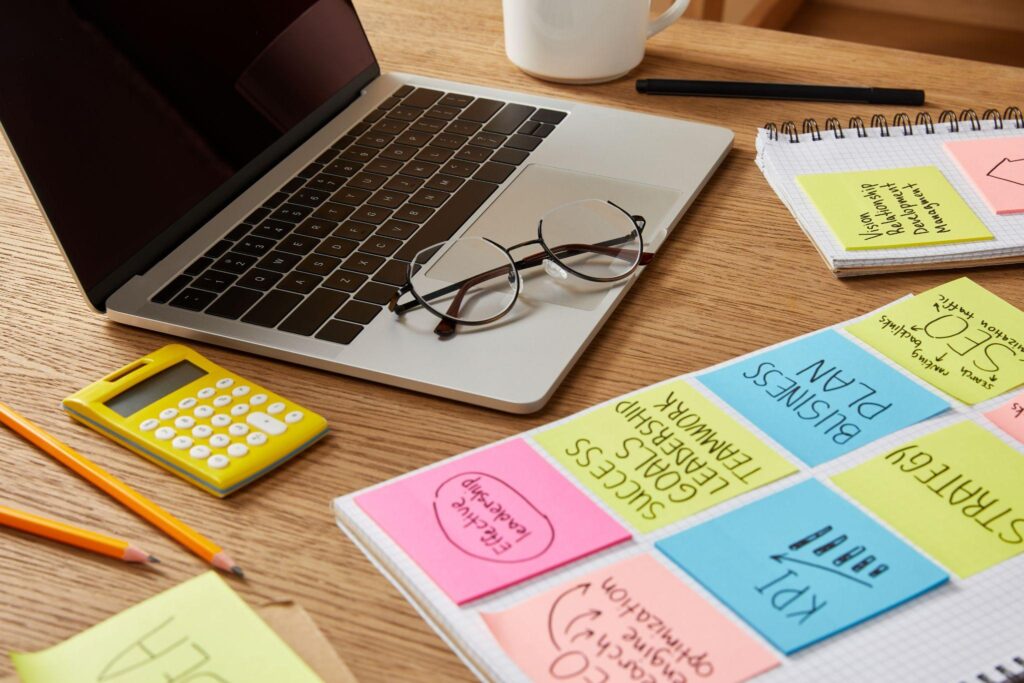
left=456, top=165, right=680, bottom=311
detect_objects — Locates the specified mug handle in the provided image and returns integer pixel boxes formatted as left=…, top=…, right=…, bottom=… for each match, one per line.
left=647, top=0, right=691, bottom=38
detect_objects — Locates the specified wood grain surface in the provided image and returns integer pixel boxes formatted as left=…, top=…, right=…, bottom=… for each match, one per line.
left=1, top=2, right=1021, bottom=681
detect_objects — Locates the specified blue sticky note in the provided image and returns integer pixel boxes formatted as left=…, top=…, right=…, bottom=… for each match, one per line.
left=656, top=481, right=948, bottom=654
left=698, top=330, right=949, bottom=466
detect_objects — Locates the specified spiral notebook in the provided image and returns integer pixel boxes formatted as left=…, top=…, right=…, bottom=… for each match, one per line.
left=757, top=106, right=1024, bottom=276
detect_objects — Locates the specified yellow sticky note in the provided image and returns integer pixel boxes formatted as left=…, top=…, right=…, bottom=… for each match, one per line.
left=797, top=166, right=992, bottom=249
left=532, top=379, right=797, bottom=533
left=10, top=573, right=322, bottom=683
left=833, top=420, right=1024, bottom=578
left=847, top=277, right=1024, bottom=404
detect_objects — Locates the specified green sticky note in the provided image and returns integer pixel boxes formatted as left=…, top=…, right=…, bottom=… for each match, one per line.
left=10, top=572, right=322, bottom=683
left=833, top=420, right=1024, bottom=578
left=847, top=277, right=1024, bottom=404
left=532, top=379, right=798, bottom=533
left=797, top=166, right=992, bottom=249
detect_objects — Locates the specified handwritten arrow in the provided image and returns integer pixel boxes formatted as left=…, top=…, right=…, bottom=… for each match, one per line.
left=911, top=325, right=923, bottom=332
left=547, top=583, right=590, bottom=650
left=771, top=553, right=873, bottom=588
left=933, top=303, right=941, bottom=312
left=566, top=609, right=601, bottom=635
left=987, top=158, right=1024, bottom=186
left=936, top=353, right=947, bottom=362
left=991, top=375, right=998, bottom=382
left=571, top=628, right=596, bottom=643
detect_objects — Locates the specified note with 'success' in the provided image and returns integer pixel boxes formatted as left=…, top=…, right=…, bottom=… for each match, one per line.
left=10, top=572, right=321, bottom=683
left=833, top=420, right=1024, bottom=578
left=847, top=277, right=1024, bottom=404
left=532, top=379, right=797, bottom=533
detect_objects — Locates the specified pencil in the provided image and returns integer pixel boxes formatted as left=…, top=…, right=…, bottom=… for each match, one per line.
left=0, top=402, right=244, bottom=577
left=0, top=504, right=159, bottom=564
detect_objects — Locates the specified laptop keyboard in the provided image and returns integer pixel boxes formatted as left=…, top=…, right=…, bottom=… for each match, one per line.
left=151, top=86, right=567, bottom=345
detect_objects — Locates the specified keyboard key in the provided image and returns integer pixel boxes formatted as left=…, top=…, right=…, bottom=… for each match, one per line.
left=364, top=158, right=403, bottom=175
left=340, top=146, right=378, bottom=164
left=307, top=173, right=345, bottom=192
left=257, top=250, right=301, bottom=273
left=535, top=123, right=556, bottom=138
left=152, top=275, right=191, bottom=303
left=484, top=103, right=536, bottom=135
left=324, top=159, right=362, bottom=177
left=474, top=162, right=516, bottom=184
left=410, top=118, right=446, bottom=134
left=517, top=121, right=539, bottom=136
left=313, top=150, right=337, bottom=166
left=456, top=146, right=492, bottom=163
left=315, top=320, right=363, bottom=345
left=342, top=252, right=385, bottom=274
left=424, top=105, right=459, bottom=121
left=252, top=219, right=293, bottom=239
left=236, top=268, right=282, bottom=291
left=356, top=132, right=393, bottom=149
left=386, top=105, right=421, bottom=122
left=241, top=290, right=303, bottom=327
left=532, top=108, right=567, bottom=124
left=270, top=203, right=312, bottom=223
left=331, top=134, right=357, bottom=150
left=505, top=133, right=542, bottom=151
left=278, top=234, right=320, bottom=255
left=205, top=240, right=232, bottom=259
left=294, top=218, right=338, bottom=239
left=226, top=224, right=252, bottom=240
left=385, top=175, right=424, bottom=193
left=402, top=88, right=444, bottom=109
left=193, top=271, right=236, bottom=293
left=312, top=202, right=355, bottom=222
left=394, top=180, right=497, bottom=261
left=323, top=270, right=367, bottom=292
left=446, top=120, right=481, bottom=136
left=440, top=159, right=480, bottom=178
left=170, top=288, right=216, bottom=311
left=361, top=236, right=402, bottom=257
left=213, top=252, right=257, bottom=274
left=396, top=130, right=433, bottom=147
left=393, top=204, right=434, bottom=223
left=380, top=144, right=418, bottom=162
left=491, top=147, right=529, bottom=165
left=348, top=172, right=388, bottom=191
left=337, top=301, right=381, bottom=324
left=184, top=257, right=213, bottom=277
left=368, top=190, right=408, bottom=209
left=416, top=146, right=454, bottom=164
left=349, top=122, right=371, bottom=136
left=334, top=221, right=375, bottom=241
left=207, top=287, right=261, bottom=319
left=439, top=93, right=474, bottom=108
left=234, top=235, right=277, bottom=256
left=378, top=96, right=402, bottom=110
left=409, top=189, right=449, bottom=208
left=333, top=187, right=372, bottom=206
left=290, top=188, right=331, bottom=207
left=432, top=133, right=468, bottom=150
left=355, top=282, right=398, bottom=305
left=469, top=132, right=506, bottom=149
left=377, top=220, right=418, bottom=240
left=314, top=237, right=358, bottom=259
left=278, top=288, right=349, bottom=335
left=373, top=119, right=408, bottom=135
left=459, top=98, right=503, bottom=123
left=351, top=206, right=392, bottom=225
left=425, top=174, right=465, bottom=192
left=245, top=207, right=271, bottom=224
left=392, top=84, right=415, bottom=98
left=362, top=109, right=386, bottom=123
left=402, top=160, right=440, bottom=179
left=297, top=163, right=322, bottom=179
left=263, top=191, right=289, bottom=208
left=296, top=254, right=341, bottom=276
left=372, top=260, right=410, bottom=286
left=277, top=272, right=323, bottom=295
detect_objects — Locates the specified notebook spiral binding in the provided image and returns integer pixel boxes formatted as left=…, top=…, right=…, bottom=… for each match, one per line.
left=764, top=106, right=1023, bottom=142
left=961, top=655, right=1024, bottom=683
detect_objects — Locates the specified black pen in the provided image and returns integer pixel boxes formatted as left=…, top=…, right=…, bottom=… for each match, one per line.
left=636, top=79, right=925, bottom=106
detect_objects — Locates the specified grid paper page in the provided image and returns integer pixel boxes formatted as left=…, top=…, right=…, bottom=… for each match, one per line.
left=335, top=297, right=1024, bottom=683
left=755, top=119, right=1024, bottom=271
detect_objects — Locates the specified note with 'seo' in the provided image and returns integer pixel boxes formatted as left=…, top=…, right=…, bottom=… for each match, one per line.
left=10, top=572, right=322, bottom=683
left=796, top=166, right=992, bottom=249
left=847, top=277, right=1024, bottom=404
left=986, top=390, right=1024, bottom=445
left=698, top=329, right=949, bottom=466
left=833, top=420, right=1024, bottom=578
left=532, top=379, right=797, bottom=533
left=482, top=553, right=780, bottom=683
left=355, top=438, right=630, bottom=604
left=944, top=135, right=1024, bottom=215
left=656, top=480, right=948, bottom=654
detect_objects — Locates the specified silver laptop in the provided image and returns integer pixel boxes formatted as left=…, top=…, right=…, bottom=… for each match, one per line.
left=0, top=1, right=731, bottom=413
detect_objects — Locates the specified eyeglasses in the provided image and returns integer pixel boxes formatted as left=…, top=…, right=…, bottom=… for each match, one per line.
left=389, top=199, right=653, bottom=338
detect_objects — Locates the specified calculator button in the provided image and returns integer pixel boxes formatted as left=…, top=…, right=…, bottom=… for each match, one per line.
left=194, top=405, right=215, bottom=419
left=228, top=423, right=249, bottom=437
left=216, top=378, right=235, bottom=389
left=246, top=432, right=269, bottom=447
left=232, top=385, right=251, bottom=398
left=230, top=404, right=250, bottom=417
left=172, top=436, right=193, bottom=450
left=192, top=425, right=213, bottom=439
left=249, top=393, right=269, bottom=406
left=284, top=410, right=304, bottom=424
left=190, top=445, right=211, bottom=459
left=227, top=443, right=249, bottom=458
left=213, top=395, right=232, bottom=407
left=210, top=434, right=230, bottom=448
left=246, top=412, right=287, bottom=436
left=198, top=388, right=216, bottom=399
left=155, top=427, right=176, bottom=440
left=174, top=416, right=196, bottom=430
left=178, top=397, right=197, bottom=409
left=140, top=418, right=159, bottom=432
left=211, top=414, right=232, bottom=428
left=267, top=402, right=286, bottom=415
left=159, top=408, right=179, bottom=420
left=208, top=455, right=230, bottom=469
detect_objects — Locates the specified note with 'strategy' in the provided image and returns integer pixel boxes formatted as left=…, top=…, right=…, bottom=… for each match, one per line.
left=355, top=438, right=631, bottom=604
left=656, top=480, right=948, bottom=654
left=699, top=330, right=949, bottom=466
left=847, top=277, right=1024, bottom=404
left=833, top=420, right=1024, bottom=578
left=532, top=379, right=797, bottom=533
left=482, top=553, right=780, bottom=683
left=10, top=572, right=321, bottom=683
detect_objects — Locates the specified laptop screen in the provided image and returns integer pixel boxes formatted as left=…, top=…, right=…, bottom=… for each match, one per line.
left=0, top=1, right=378, bottom=309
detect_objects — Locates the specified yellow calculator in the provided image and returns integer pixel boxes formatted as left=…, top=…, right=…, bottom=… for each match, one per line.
left=63, top=345, right=328, bottom=497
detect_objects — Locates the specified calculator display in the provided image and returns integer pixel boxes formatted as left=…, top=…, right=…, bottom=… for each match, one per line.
left=105, top=361, right=207, bottom=417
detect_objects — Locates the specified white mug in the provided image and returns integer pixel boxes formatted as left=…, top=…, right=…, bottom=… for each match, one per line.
left=502, top=0, right=691, bottom=84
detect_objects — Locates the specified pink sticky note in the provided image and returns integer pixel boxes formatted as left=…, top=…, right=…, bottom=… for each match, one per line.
left=945, top=136, right=1024, bottom=215
left=483, top=554, right=779, bottom=683
left=986, top=392, right=1024, bottom=444
left=356, top=439, right=630, bottom=604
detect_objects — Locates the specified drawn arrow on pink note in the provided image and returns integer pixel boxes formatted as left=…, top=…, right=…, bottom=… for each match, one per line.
left=987, top=158, right=1024, bottom=186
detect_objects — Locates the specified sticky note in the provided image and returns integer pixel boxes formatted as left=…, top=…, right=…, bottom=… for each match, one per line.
left=797, top=166, right=992, bottom=249
left=847, top=277, right=1024, bottom=404
left=698, top=330, right=949, bottom=466
left=532, top=380, right=797, bottom=533
left=10, top=572, right=320, bottom=683
left=834, top=420, right=1024, bottom=578
left=482, top=554, right=779, bottom=683
left=656, top=480, right=948, bottom=654
left=945, top=136, right=1024, bottom=215
left=986, top=391, right=1024, bottom=444
left=355, top=438, right=630, bottom=604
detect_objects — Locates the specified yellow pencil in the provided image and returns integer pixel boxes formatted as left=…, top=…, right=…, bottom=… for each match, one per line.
left=0, top=504, right=158, bottom=564
left=0, top=402, right=243, bottom=577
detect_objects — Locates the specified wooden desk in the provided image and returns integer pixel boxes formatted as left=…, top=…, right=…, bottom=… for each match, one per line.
left=0, top=2, right=1020, bottom=680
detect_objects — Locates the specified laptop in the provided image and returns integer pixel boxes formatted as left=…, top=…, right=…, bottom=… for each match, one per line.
left=0, top=1, right=731, bottom=413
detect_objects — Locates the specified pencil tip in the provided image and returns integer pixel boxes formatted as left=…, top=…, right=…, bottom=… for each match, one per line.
left=149, top=555, right=161, bottom=564
left=231, top=566, right=245, bottom=578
